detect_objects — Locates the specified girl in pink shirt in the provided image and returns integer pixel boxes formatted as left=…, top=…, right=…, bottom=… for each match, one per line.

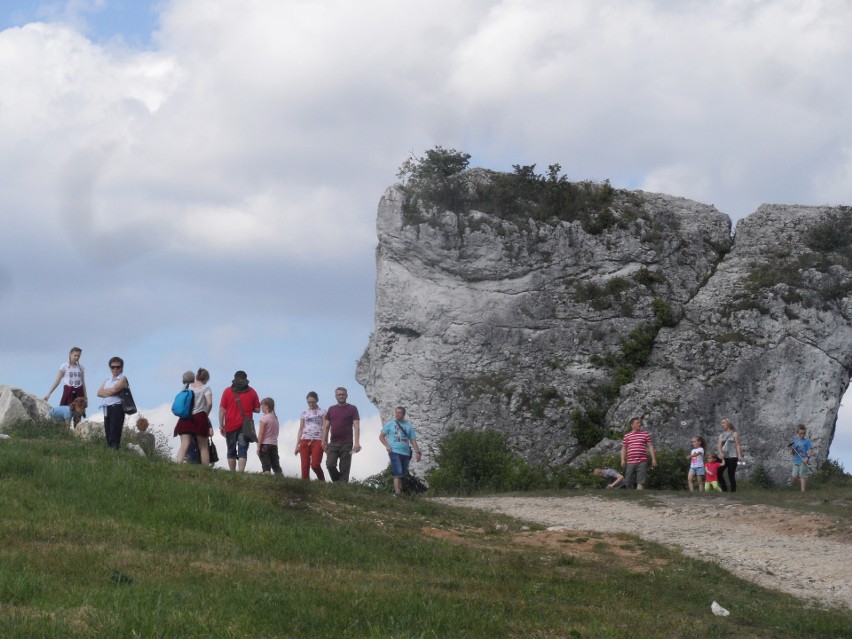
left=257, top=398, right=282, bottom=475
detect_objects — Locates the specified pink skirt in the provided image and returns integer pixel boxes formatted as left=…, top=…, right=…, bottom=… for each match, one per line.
left=174, top=412, right=211, bottom=437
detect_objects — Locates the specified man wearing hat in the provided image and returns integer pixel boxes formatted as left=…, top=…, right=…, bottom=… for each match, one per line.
left=219, top=370, right=260, bottom=472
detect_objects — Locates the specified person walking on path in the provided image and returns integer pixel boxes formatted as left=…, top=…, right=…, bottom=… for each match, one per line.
left=716, top=418, right=743, bottom=492
left=704, top=453, right=724, bottom=493
left=218, top=371, right=260, bottom=472
left=295, top=391, right=326, bottom=480
left=621, top=417, right=657, bottom=489
left=687, top=436, right=706, bottom=495
left=321, top=387, right=360, bottom=482
left=790, top=424, right=814, bottom=492
left=379, top=406, right=421, bottom=496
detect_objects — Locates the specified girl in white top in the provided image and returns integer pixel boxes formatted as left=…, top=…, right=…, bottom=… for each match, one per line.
left=45, top=346, right=87, bottom=406
left=295, top=391, right=326, bottom=480
left=687, top=435, right=705, bottom=494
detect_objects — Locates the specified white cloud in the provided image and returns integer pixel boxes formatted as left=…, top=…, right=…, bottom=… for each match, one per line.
left=1, top=0, right=850, bottom=469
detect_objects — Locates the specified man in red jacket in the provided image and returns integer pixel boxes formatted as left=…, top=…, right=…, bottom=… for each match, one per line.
left=218, top=370, right=260, bottom=472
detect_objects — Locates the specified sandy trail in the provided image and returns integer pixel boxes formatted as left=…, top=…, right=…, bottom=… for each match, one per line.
left=435, top=494, right=851, bottom=610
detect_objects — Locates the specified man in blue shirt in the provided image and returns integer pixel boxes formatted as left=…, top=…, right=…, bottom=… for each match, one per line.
left=379, top=406, right=422, bottom=496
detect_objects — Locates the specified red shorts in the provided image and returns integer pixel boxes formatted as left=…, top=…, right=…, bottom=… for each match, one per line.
left=174, top=412, right=211, bottom=437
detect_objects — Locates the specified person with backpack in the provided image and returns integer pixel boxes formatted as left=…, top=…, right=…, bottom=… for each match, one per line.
left=174, top=369, right=213, bottom=466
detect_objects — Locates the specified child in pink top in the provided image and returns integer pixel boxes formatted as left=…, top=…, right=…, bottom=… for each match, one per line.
left=257, top=397, right=282, bottom=475
left=704, top=453, right=725, bottom=492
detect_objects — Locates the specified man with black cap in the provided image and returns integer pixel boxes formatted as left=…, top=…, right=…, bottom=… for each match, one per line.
left=219, top=370, right=260, bottom=472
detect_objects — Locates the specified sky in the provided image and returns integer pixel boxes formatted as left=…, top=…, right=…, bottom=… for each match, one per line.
left=0, top=0, right=850, bottom=475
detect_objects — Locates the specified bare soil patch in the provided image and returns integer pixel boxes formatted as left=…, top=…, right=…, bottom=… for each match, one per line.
left=435, top=493, right=851, bottom=610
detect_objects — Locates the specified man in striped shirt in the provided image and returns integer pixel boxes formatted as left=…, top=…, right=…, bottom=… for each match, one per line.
left=621, top=417, right=657, bottom=489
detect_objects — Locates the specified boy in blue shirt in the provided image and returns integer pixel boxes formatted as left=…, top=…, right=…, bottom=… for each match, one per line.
left=790, top=424, right=814, bottom=492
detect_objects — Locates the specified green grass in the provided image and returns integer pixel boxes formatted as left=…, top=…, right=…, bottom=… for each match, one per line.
left=0, top=421, right=850, bottom=638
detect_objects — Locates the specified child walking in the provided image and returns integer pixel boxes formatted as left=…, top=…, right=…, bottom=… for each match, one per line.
left=687, top=436, right=706, bottom=494
left=704, top=452, right=724, bottom=493
left=257, top=398, right=282, bottom=475
left=790, top=424, right=814, bottom=492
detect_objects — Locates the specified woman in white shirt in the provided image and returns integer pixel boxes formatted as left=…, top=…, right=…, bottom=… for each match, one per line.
left=97, top=357, right=128, bottom=450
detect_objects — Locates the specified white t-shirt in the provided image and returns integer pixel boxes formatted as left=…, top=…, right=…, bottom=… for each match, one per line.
left=690, top=447, right=705, bottom=469
left=60, top=363, right=85, bottom=388
left=299, top=408, right=326, bottom=440
left=192, top=383, right=211, bottom=414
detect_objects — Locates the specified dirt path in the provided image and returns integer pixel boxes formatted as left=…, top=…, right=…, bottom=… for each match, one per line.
left=435, top=494, right=851, bottom=610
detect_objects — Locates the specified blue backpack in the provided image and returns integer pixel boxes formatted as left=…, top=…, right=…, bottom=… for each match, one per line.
left=171, top=384, right=194, bottom=419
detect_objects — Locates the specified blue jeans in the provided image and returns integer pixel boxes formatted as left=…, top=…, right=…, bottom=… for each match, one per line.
left=225, top=430, right=249, bottom=460
left=389, top=452, right=411, bottom=478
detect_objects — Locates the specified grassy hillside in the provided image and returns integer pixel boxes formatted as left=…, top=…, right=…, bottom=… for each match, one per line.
left=0, top=420, right=849, bottom=638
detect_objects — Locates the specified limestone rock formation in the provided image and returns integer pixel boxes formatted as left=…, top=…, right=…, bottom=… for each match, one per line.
left=609, top=204, right=852, bottom=479
left=0, top=385, right=50, bottom=430
left=357, top=165, right=851, bottom=483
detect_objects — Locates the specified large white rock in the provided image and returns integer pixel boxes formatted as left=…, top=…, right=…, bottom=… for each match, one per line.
left=0, top=385, right=50, bottom=431
left=357, top=171, right=850, bottom=483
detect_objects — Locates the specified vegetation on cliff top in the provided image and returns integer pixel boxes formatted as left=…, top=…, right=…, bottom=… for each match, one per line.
left=396, top=146, right=646, bottom=234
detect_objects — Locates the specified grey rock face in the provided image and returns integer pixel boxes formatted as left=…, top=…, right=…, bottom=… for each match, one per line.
left=610, top=205, right=851, bottom=480
left=0, top=385, right=50, bottom=430
left=357, top=173, right=851, bottom=484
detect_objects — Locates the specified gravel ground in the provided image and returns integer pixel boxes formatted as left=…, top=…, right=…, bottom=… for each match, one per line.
left=435, top=493, right=851, bottom=610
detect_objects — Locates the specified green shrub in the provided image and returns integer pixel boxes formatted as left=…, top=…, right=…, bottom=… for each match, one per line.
left=570, top=407, right=606, bottom=450
left=809, top=458, right=851, bottom=488
left=748, top=465, right=774, bottom=489
left=644, top=447, right=688, bottom=490
left=361, top=465, right=429, bottom=495
left=397, top=148, right=630, bottom=229
left=426, top=428, right=544, bottom=494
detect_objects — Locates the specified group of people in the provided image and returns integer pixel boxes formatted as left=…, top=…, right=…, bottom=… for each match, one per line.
left=45, top=348, right=422, bottom=494
left=597, top=416, right=816, bottom=492
left=44, top=348, right=817, bottom=494
left=600, top=416, right=742, bottom=492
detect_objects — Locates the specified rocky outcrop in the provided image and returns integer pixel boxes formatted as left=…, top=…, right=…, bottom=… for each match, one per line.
left=357, top=169, right=851, bottom=483
left=608, top=205, right=852, bottom=478
left=0, top=385, right=50, bottom=429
